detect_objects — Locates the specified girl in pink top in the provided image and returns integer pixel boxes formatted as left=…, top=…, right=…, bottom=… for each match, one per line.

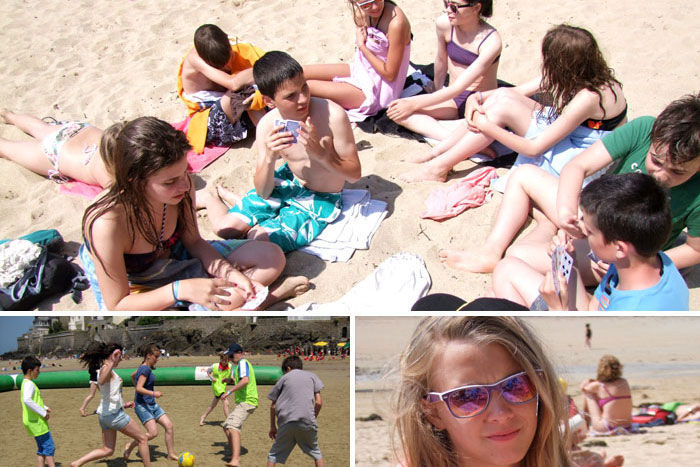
left=303, top=0, right=411, bottom=122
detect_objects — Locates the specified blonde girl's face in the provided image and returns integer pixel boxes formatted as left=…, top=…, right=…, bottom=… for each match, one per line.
left=424, top=341, right=538, bottom=467
left=144, top=156, right=190, bottom=206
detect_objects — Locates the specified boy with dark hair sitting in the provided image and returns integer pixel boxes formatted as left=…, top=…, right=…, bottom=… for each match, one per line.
left=177, top=24, right=267, bottom=153
left=198, top=51, right=361, bottom=252
left=493, top=172, right=689, bottom=310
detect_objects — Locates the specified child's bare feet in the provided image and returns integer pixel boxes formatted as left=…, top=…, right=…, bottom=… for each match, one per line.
left=403, top=150, right=438, bottom=164
left=0, top=108, right=10, bottom=124
left=123, top=445, right=133, bottom=460
left=399, top=164, right=448, bottom=183
left=216, top=184, right=242, bottom=207
left=261, top=276, right=311, bottom=309
left=200, top=416, right=205, bottom=426
left=167, top=453, right=179, bottom=461
left=605, top=454, right=624, bottom=467
left=438, top=248, right=502, bottom=273
left=224, top=460, right=239, bottom=467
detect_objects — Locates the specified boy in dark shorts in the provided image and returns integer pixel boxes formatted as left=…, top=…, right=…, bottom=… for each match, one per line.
left=267, top=356, right=324, bottom=467
left=178, top=24, right=267, bottom=152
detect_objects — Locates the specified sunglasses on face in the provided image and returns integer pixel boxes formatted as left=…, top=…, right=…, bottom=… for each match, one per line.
left=356, top=0, right=379, bottom=8
left=443, top=0, right=478, bottom=14
left=426, top=370, right=540, bottom=418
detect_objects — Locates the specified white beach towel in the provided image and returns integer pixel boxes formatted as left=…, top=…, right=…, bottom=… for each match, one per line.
left=0, top=239, right=43, bottom=287
left=299, top=189, right=387, bottom=262
left=292, top=252, right=431, bottom=312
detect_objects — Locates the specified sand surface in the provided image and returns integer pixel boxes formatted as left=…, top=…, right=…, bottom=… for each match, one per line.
left=1, top=354, right=348, bottom=466
left=355, top=317, right=700, bottom=466
left=1, top=0, right=700, bottom=310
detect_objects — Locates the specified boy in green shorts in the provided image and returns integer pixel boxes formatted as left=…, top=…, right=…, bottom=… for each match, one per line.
left=221, top=343, right=258, bottom=467
left=200, top=351, right=232, bottom=425
left=20, top=356, right=56, bottom=467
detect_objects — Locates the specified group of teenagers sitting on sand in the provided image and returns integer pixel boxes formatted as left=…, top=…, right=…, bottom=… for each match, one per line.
left=1, top=0, right=699, bottom=310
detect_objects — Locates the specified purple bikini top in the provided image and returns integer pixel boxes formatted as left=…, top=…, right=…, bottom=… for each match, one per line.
left=447, top=27, right=498, bottom=67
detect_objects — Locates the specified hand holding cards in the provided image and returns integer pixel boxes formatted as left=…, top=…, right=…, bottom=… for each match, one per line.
left=551, top=245, right=574, bottom=296
left=275, top=119, right=301, bottom=143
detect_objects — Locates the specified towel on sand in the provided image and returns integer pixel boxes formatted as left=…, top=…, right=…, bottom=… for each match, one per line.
left=293, top=252, right=431, bottom=312
left=299, top=189, right=387, bottom=262
left=59, top=117, right=229, bottom=199
left=420, top=166, right=498, bottom=221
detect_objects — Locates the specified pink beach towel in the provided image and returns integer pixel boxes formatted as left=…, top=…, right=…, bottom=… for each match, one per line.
left=59, top=117, right=229, bottom=199
left=420, top=166, right=498, bottom=221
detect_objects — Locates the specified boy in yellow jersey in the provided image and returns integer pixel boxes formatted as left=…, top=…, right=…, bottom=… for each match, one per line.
left=221, top=343, right=258, bottom=467
left=200, top=351, right=232, bottom=425
left=20, top=356, right=56, bottom=467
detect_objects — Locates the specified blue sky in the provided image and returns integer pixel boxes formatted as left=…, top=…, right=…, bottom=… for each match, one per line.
left=0, top=317, right=34, bottom=355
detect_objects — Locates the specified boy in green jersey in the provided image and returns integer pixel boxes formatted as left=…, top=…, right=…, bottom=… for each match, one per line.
left=221, top=343, right=258, bottom=467
left=20, top=356, right=56, bottom=467
left=200, top=351, right=232, bottom=425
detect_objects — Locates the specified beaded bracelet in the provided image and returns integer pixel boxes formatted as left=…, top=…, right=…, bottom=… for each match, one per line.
left=171, top=280, right=180, bottom=302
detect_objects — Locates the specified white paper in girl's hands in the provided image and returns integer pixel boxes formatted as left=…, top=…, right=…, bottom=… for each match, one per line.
left=216, top=285, right=269, bottom=310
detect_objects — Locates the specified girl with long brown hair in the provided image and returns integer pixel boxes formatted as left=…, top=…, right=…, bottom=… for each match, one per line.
left=80, top=116, right=306, bottom=310
left=401, top=24, right=626, bottom=184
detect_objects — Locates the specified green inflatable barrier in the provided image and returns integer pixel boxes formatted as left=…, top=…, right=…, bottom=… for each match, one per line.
left=0, top=365, right=282, bottom=392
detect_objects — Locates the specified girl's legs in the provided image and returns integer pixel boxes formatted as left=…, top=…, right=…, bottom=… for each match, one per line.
left=0, top=109, right=56, bottom=139
left=400, top=88, right=537, bottom=182
left=200, top=396, right=219, bottom=425
left=404, top=120, right=471, bottom=163
left=227, top=240, right=310, bottom=306
left=156, top=414, right=178, bottom=460
left=124, top=419, right=157, bottom=459
left=195, top=187, right=251, bottom=239
left=439, top=165, right=560, bottom=273
left=392, top=102, right=460, bottom=142
left=304, top=62, right=365, bottom=110
left=0, top=139, right=53, bottom=177
left=70, top=429, right=117, bottom=467
left=120, top=419, right=152, bottom=467
left=491, top=257, right=545, bottom=307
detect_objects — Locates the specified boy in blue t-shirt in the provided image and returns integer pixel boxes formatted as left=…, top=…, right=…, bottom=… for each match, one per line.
left=549, top=173, right=687, bottom=310
left=494, top=172, right=689, bottom=310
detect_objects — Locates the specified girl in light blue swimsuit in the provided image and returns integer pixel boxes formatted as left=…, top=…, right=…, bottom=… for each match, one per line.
left=0, top=109, right=112, bottom=187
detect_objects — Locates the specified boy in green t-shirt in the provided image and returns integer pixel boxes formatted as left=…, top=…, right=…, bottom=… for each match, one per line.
left=20, top=356, right=56, bottom=467
left=200, top=351, right=232, bottom=425
left=221, top=343, right=258, bottom=467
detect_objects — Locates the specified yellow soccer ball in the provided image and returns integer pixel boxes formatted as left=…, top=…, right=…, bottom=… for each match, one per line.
left=178, top=451, right=195, bottom=467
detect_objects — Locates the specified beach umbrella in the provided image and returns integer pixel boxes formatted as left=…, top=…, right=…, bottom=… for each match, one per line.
left=313, top=341, right=328, bottom=346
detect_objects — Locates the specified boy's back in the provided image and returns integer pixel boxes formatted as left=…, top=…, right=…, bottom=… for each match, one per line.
left=269, top=369, right=323, bottom=427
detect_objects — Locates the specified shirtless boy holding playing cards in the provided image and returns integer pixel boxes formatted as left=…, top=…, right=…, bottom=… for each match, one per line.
left=491, top=172, right=689, bottom=310
left=197, top=51, right=361, bottom=252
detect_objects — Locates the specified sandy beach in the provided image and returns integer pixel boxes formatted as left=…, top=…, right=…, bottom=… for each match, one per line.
left=355, top=316, right=700, bottom=466
left=0, top=354, right=349, bottom=466
left=1, top=0, right=699, bottom=310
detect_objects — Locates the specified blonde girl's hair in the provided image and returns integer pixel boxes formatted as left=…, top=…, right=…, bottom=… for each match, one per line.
left=392, top=316, right=572, bottom=467
left=540, top=24, right=622, bottom=121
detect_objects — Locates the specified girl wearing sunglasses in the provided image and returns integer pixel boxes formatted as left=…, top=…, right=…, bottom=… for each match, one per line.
left=302, top=0, right=412, bottom=122
left=387, top=0, right=500, bottom=143
left=401, top=24, right=626, bottom=185
left=393, top=316, right=571, bottom=466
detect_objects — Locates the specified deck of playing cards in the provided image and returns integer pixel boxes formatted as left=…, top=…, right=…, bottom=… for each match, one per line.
left=552, top=245, right=574, bottom=295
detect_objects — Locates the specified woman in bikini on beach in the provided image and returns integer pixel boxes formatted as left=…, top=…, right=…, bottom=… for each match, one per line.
left=401, top=24, right=627, bottom=183
left=579, top=355, right=633, bottom=434
left=387, top=0, right=501, bottom=142
left=0, top=109, right=111, bottom=188
left=393, top=316, right=572, bottom=466
left=81, top=116, right=308, bottom=311
left=302, top=0, right=412, bottom=122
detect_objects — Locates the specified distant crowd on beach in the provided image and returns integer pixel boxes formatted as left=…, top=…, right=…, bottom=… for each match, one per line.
left=1, top=0, right=699, bottom=311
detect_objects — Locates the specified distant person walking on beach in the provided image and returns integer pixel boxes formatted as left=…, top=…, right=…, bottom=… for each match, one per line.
left=585, top=323, right=592, bottom=349
left=267, top=355, right=325, bottom=467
